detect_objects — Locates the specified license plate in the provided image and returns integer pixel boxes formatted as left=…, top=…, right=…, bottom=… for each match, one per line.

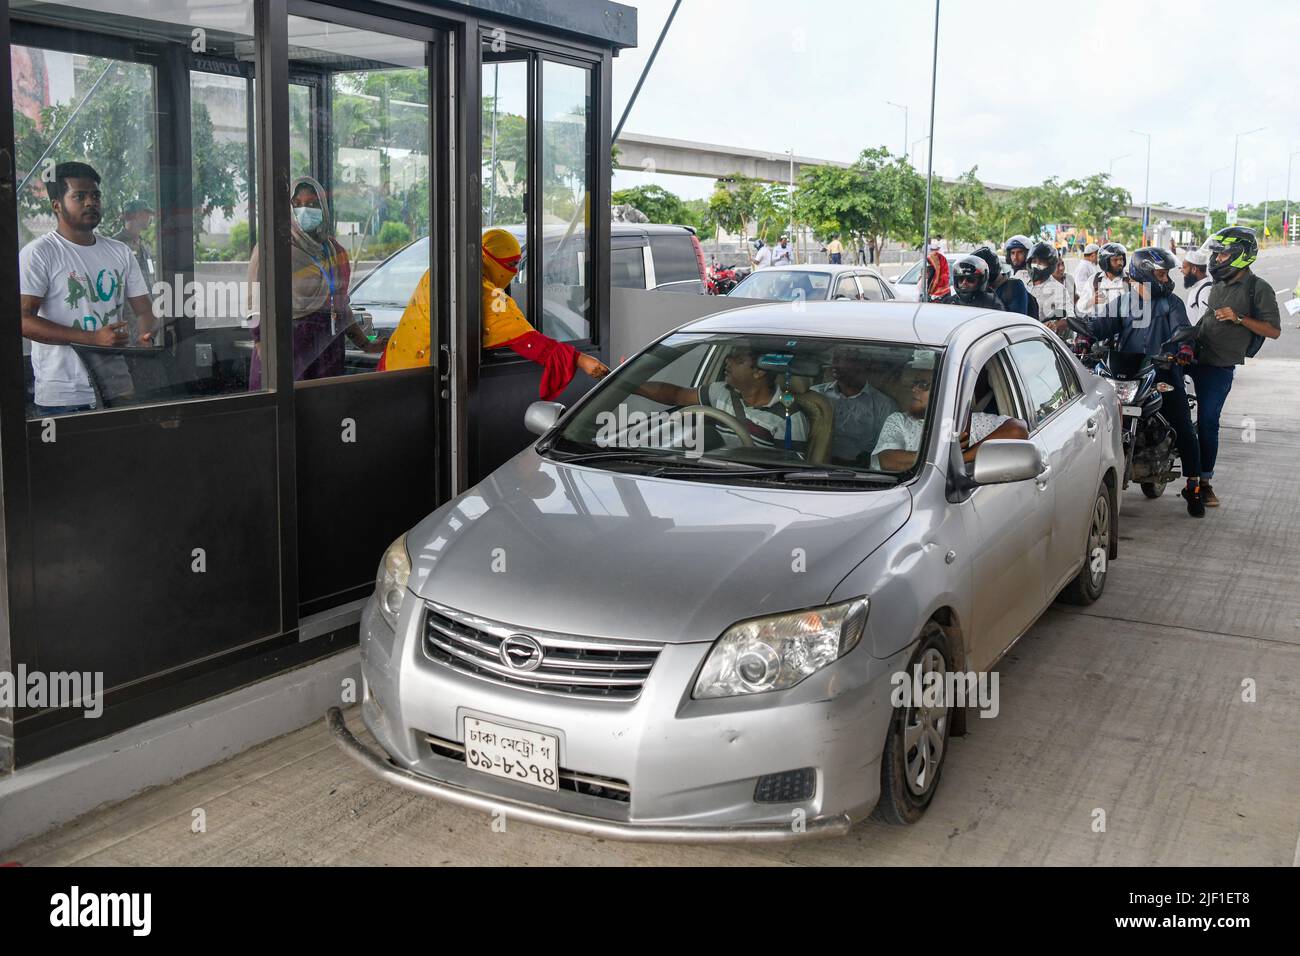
left=463, top=716, right=560, bottom=791
left=1122, top=405, right=1143, bottom=417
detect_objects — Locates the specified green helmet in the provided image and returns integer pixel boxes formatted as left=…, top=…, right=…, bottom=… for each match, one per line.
left=1204, top=226, right=1257, bottom=281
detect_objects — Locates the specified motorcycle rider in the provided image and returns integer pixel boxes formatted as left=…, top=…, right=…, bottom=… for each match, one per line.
left=1190, top=226, right=1281, bottom=507
left=1005, top=234, right=1032, bottom=280
left=945, top=254, right=1004, bottom=310
left=1078, top=241, right=1129, bottom=316
left=972, top=245, right=1036, bottom=316
left=1023, top=241, right=1074, bottom=335
left=1075, top=247, right=1204, bottom=517
left=1181, top=246, right=1213, bottom=324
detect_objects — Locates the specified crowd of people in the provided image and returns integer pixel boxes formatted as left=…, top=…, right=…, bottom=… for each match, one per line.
left=919, top=229, right=1280, bottom=516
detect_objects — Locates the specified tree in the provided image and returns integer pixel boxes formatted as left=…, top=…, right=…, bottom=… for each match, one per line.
left=998, top=176, right=1075, bottom=240
left=930, top=166, right=989, bottom=245
left=707, top=173, right=764, bottom=244
left=1065, top=173, right=1131, bottom=239
left=796, top=146, right=924, bottom=253
left=611, top=184, right=693, bottom=225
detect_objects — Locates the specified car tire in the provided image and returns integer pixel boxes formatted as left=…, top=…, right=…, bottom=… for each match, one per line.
left=1058, top=482, right=1112, bottom=606
left=1140, top=480, right=1166, bottom=499
left=872, top=622, right=953, bottom=826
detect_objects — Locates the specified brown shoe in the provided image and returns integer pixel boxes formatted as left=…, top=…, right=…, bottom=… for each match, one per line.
left=1201, top=482, right=1219, bottom=507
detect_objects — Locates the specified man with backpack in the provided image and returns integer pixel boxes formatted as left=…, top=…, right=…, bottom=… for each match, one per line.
left=1191, top=226, right=1281, bottom=507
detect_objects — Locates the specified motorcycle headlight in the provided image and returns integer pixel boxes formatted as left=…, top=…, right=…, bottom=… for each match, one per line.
left=692, top=599, right=868, bottom=699
left=375, top=533, right=411, bottom=631
left=1112, top=379, right=1140, bottom=405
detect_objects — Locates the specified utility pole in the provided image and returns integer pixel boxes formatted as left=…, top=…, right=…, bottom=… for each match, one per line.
left=919, top=1, right=940, bottom=303
left=1230, top=126, right=1266, bottom=206
left=886, top=101, right=908, bottom=160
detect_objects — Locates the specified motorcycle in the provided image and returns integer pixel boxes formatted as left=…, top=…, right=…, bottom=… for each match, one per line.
left=1068, top=317, right=1197, bottom=498
left=706, top=260, right=748, bottom=295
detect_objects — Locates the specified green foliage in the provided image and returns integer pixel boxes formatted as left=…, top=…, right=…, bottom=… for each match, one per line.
left=795, top=146, right=925, bottom=249
left=377, top=220, right=412, bottom=246
left=930, top=166, right=990, bottom=245
left=1065, top=173, right=1131, bottom=238
left=707, top=173, right=765, bottom=241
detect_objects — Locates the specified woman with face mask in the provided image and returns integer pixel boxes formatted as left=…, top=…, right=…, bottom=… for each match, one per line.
left=246, top=176, right=383, bottom=387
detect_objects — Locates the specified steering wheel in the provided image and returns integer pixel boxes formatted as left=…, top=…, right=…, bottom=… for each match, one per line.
left=678, top=404, right=756, bottom=446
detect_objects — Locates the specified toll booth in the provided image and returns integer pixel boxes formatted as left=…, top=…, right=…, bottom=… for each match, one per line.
left=0, top=0, right=633, bottom=771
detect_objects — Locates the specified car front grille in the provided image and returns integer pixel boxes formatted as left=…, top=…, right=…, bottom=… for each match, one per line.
left=422, top=601, right=662, bottom=702
left=422, top=732, right=631, bottom=802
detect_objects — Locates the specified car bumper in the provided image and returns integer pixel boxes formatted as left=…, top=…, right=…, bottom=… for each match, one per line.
left=344, top=597, right=911, bottom=843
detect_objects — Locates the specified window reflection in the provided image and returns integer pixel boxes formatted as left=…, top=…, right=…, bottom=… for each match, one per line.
left=540, top=61, right=591, bottom=343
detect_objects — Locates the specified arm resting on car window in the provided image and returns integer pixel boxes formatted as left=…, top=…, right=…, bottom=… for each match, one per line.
left=961, top=418, right=1030, bottom=463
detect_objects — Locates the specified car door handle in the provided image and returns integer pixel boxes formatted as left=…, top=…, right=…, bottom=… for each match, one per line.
left=1035, top=464, right=1052, bottom=488
left=1086, top=418, right=1098, bottom=438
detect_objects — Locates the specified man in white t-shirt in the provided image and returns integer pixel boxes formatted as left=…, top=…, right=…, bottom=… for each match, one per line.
left=771, top=237, right=793, bottom=266
left=1180, top=247, right=1213, bottom=324
left=636, top=346, right=808, bottom=450
left=1073, top=242, right=1100, bottom=289
left=750, top=239, right=772, bottom=271
left=20, top=162, right=156, bottom=416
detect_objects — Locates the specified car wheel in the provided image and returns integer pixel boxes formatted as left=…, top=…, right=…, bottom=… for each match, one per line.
left=1058, top=482, right=1111, bottom=606
left=872, top=623, right=952, bottom=826
left=1140, top=480, right=1166, bottom=499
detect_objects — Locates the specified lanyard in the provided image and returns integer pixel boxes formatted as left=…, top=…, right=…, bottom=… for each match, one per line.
left=303, top=242, right=337, bottom=307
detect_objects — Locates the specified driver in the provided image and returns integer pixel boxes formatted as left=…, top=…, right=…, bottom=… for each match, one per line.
left=636, top=346, right=809, bottom=449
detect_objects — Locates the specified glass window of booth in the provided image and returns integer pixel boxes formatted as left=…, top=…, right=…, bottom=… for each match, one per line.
left=279, top=15, right=431, bottom=379
left=12, top=0, right=261, bottom=418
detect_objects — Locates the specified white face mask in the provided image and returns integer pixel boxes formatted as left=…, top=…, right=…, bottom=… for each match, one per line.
left=293, top=205, right=323, bottom=232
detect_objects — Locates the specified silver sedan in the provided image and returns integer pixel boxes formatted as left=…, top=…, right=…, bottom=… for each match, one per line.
left=332, top=302, right=1123, bottom=842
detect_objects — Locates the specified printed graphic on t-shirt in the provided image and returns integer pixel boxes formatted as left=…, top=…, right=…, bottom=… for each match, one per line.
left=63, top=267, right=126, bottom=331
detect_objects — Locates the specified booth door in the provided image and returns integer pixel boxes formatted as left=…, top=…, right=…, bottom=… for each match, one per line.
left=284, top=6, right=447, bottom=619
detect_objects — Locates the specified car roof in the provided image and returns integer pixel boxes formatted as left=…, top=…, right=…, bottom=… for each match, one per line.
left=676, top=301, right=1043, bottom=347
left=500, top=223, right=696, bottom=238
left=742, top=264, right=881, bottom=274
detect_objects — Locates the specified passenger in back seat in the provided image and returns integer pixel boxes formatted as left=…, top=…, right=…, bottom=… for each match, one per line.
left=811, top=345, right=897, bottom=465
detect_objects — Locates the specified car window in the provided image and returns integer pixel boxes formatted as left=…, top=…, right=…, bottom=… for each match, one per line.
left=856, top=275, right=887, bottom=302
left=351, top=237, right=431, bottom=307
left=834, top=275, right=859, bottom=299
left=648, top=235, right=700, bottom=285
left=731, top=270, right=832, bottom=301
left=611, top=244, right=646, bottom=290
left=1009, top=338, right=1071, bottom=426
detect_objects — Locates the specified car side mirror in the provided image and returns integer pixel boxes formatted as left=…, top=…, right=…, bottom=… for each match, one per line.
left=971, top=439, right=1043, bottom=485
left=524, top=401, right=565, bottom=436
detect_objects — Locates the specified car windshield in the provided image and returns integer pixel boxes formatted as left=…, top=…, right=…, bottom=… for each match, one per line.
left=730, top=270, right=832, bottom=301
left=545, top=332, right=942, bottom=483
left=897, top=254, right=956, bottom=285
left=351, top=237, right=431, bottom=307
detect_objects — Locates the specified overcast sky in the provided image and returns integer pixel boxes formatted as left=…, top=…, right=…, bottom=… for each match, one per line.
left=611, top=0, right=1300, bottom=212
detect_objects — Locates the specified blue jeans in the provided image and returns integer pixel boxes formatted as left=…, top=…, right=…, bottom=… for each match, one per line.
left=1188, top=364, right=1235, bottom=480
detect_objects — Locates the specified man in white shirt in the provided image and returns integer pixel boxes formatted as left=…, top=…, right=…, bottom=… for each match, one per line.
left=1073, top=242, right=1100, bottom=289
left=771, top=237, right=793, bottom=266
left=750, top=239, right=772, bottom=270
left=1024, top=242, right=1073, bottom=334
left=1181, top=247, right=1213, bottom=324
left=636, top=346, right=808, bottom=450
left=20, top=162, right=156, bottom=416
left=1077, top=241, right=1129, bottom=316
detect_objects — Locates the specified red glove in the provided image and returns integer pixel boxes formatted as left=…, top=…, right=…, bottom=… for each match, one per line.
left=502, top=330, right=579, bottom=400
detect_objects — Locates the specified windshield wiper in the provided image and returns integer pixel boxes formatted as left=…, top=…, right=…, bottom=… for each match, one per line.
left=649, top=466, right=899, bottom=485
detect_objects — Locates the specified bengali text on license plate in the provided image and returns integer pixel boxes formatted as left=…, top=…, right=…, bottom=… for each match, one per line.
left=463, top=716, right=559, bottom=791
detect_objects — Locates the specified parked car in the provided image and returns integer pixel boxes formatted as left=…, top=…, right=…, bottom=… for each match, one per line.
left=888, top=252, right=959, bottom=301
left=728, top=263, right=896, bottom=302
left=347, top=223, right=707, bottom=363
left=333, top=301, right=1122, bottom=840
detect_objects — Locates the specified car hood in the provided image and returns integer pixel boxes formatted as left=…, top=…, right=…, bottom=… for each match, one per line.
left=405, top=450, right=912, bottom=644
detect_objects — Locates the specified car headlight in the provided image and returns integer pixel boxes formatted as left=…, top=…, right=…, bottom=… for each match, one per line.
left=375, top=533, right=411, bottom=631
left=1112, top=379, right=1139, bottom=404
left=692, top=599, right=868, bottom=699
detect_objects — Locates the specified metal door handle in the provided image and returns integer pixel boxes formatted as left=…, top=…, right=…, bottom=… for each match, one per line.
left=438, top=344, right=451, bottom=382
left=1035, top=464, right=1052, bottom=488
left=1086, top=418, right=1098, bottom=438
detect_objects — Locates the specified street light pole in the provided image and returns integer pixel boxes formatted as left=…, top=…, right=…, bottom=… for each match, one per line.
left=1230, top=126, right=1266, bottom=207
left=912, top=135, right=929, bottom=169
left=1108, top=153, right=1130, bottom=177
left=1129, top=129, right=1151, bottom=244
left=886, top=101, right=908, bottom=160
left=919, top=0, right=940, bottom=303
left=1286, top=150, right=1300, bottom=247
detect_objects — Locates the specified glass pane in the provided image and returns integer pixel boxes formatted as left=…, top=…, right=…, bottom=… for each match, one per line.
left=540, top=60, right=591, bottom=343
left=281, top=16, right=430, bottom=379
left=1009, top=339, right=1069, bottom=424
left=481, top=49, right=528, bottom=321
left=13, top=0, right=259, bottom=418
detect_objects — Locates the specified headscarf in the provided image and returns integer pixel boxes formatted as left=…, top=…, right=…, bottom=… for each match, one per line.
left=247, top=175, right=352, bottom=322
left=482, top=227, right=522, bottom=290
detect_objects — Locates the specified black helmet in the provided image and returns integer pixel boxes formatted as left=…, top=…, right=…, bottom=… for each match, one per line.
left=1126, top=247, right=1178, bottom=298
left=1004, top=234, right=1031, bottom=267
left=971, top=245, right=1002, bottom=282
left=952, top=254, right=991, bottom=298
left=1204, top=226, right=1258, bottom=282
left=1026, top=241, right=1058, bottom=282
left=1098, top=241, right=1128, bottom=276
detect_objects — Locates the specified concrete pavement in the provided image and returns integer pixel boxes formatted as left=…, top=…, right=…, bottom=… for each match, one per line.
left=5, top=264, right=1299, bottom=866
